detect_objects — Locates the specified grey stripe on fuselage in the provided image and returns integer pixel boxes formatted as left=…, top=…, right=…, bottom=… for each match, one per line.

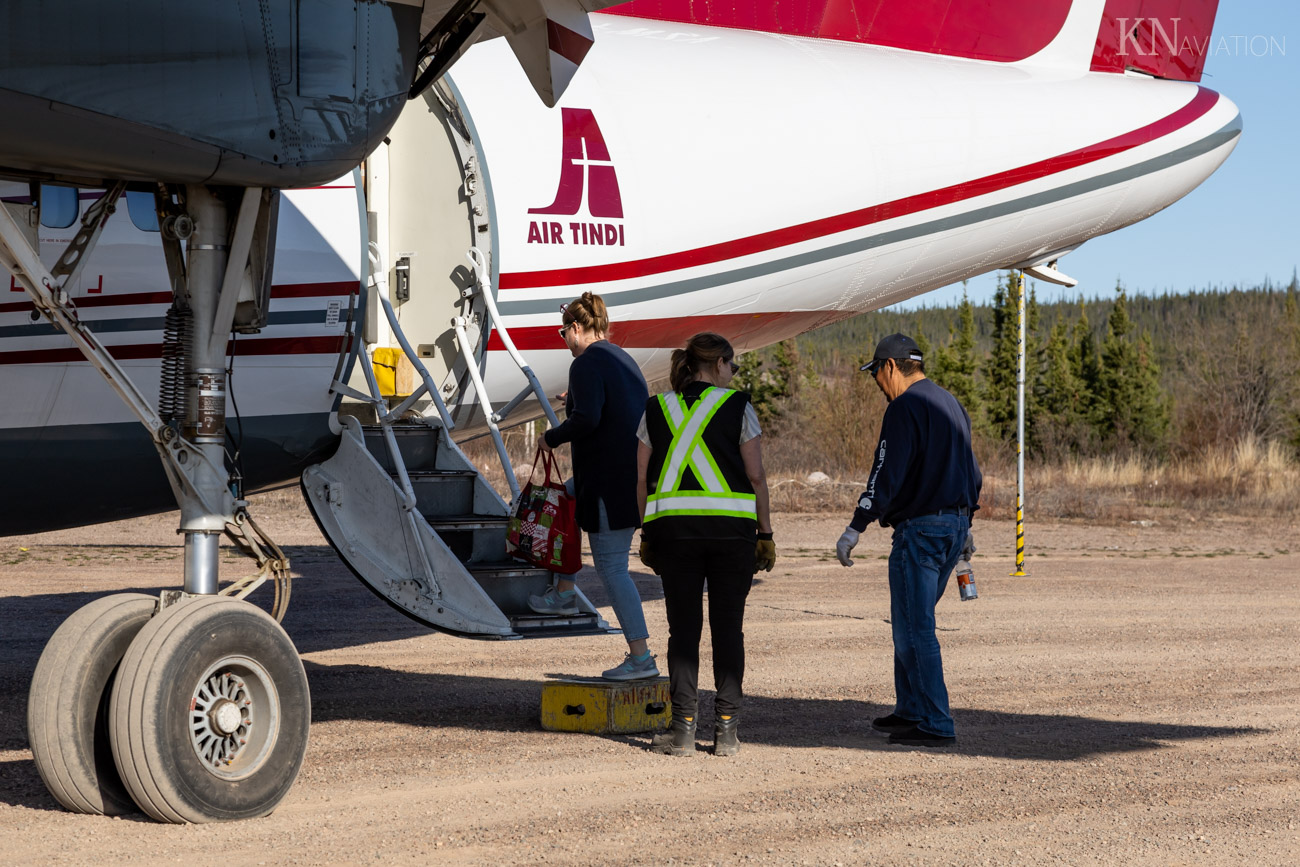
left=0, top=309, right=330, bottom=340
left=497, top=116, right=1242, bottom=316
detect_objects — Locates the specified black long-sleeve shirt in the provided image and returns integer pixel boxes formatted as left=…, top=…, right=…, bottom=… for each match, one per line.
left=543, top=340, right=648, bottom=532
left=850, top=378, right=982, bottom=531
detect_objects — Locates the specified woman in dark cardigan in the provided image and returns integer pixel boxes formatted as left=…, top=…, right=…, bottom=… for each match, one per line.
left=533, top=292, right=659, bottom=680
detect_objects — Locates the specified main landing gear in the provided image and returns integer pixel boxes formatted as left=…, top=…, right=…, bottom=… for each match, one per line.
left=2, top=183, right=309, bottom=822
left=27, top=595, right=309, bottom=823
left=109, top=597, right=310, bottom=823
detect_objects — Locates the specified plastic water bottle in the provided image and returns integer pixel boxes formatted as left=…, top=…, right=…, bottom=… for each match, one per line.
left=956, top=559, right=978, bottom=601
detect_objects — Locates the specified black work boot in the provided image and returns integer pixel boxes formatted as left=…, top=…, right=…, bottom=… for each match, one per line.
left=650, top=716, right=696, bottom=756
left=713, top=715, right=740, bottom=757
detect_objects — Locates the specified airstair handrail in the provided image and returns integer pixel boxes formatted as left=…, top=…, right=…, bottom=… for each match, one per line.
left=378, top=293, right=457, bottom=430
left=466, top=247, right=561, bottom=429
left=366, top=242, right=457, bottom=431
left=451, top=314, right=520, bottom=499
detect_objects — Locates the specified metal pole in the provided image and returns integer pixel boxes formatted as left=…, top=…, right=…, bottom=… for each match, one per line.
left=1011, top=270, right=1029, bottom=577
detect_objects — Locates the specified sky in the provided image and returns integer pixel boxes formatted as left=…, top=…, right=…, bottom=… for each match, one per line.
left=892, top=2, right=1299, bottom=310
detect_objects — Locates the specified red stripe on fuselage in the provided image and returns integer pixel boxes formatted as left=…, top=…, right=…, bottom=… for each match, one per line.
left=0, top=280, right=358, bottom=315
left=0, top=335, right=348, bottom=366
left=500, top=87, right=1219, bottom=291
left=488, top=311, right=842, bottom=354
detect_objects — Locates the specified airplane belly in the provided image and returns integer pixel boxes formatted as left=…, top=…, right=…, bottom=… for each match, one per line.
left=0, top=413, right=338, bottom=537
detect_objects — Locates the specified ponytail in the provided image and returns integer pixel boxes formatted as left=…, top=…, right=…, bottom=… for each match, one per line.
left=669, top=332, right=734, bottom=392
left=561, top=291, right=610, bottom=336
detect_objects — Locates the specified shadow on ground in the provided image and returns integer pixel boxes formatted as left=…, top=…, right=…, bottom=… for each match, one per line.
left=0, top=546, right=1262, bottom=814
left=1, top=653, right=1263, bottom=813
left=300, top=661, right=1262, bottom=762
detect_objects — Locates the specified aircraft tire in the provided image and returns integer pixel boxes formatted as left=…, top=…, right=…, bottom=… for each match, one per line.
left=26, top=593, right=157, bottom=815
left=109, top=596, right=310, bottom=823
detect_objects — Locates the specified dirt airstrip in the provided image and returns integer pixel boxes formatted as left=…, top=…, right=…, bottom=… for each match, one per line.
left=1, top=497, right=1298, bottom=865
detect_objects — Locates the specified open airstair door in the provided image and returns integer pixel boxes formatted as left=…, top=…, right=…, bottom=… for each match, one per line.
left=303, top=418, right=615, bottom=639
left=303, top=82, right=610, bottom=640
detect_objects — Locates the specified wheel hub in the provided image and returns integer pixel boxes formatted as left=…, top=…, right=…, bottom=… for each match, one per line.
left=189, top=656, right=279, bottom=781
left=209, top=699, right=243, bottom=735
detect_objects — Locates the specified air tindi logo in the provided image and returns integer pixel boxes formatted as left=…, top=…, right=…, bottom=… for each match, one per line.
left=527, top=108, right=625, bottom=248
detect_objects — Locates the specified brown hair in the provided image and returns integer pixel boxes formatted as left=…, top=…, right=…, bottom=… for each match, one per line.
left=562, top=292, right=609, bottom=336
left=669, top=332, right=734, bottom=392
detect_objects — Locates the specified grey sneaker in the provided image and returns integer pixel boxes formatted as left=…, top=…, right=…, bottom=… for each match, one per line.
left=527, top=586, right=578, bottom=615
left=602, top=651, right=659, bottom=681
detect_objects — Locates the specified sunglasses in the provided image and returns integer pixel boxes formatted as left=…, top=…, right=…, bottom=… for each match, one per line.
left=557, top=322, right=574, bottom=338
left=725, top=358, right=740, bottom=374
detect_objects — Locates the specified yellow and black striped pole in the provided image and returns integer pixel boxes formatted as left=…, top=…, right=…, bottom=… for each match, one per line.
left=1010, top=270, right=1029, bottom=577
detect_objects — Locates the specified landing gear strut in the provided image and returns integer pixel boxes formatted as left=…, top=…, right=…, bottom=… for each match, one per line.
left=1, top=183, right=309, bottom=823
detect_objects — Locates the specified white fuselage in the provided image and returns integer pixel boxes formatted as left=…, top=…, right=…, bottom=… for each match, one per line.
left=0, top=15, right=1240, bottom=531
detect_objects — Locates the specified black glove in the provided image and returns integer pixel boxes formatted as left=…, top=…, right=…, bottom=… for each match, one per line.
left=638, top=536, right=659, bottom=575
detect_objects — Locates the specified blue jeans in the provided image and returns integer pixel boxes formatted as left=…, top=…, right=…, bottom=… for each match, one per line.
left=588, top=498, right=649, bottom=643
left=888, top=513, right=969, bottom=738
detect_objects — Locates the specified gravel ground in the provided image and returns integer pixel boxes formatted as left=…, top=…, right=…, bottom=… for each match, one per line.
left=1, top=498, right=1298, bottom=865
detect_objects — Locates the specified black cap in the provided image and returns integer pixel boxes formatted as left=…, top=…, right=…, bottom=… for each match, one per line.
left=860, top=333, right=923, bottom=373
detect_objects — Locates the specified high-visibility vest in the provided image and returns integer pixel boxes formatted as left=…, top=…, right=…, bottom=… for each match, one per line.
left=644, top=386, right=756, bottom=535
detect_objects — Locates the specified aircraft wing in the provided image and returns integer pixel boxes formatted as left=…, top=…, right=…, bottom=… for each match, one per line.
left=403, top=0, right=633, bottom=107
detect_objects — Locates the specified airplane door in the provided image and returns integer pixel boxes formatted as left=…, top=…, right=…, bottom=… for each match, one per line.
left=362, top=80, right=494, bottom=428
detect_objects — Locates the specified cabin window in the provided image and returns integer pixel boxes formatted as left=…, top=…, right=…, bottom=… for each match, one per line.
left=126, top=192, right=161, bottom=232
left=39, top=185, right=78, bottom=229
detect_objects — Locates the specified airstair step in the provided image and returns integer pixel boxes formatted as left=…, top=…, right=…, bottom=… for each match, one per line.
left=467, top=559, right=551, bottom=581
left=406, top=469, right=476, bottom=479
left=361, top=423, right=440, bottom=472
left=426, top=514, right=511, bottom=531
left=428, top=514, right=511, bottom=561
left=403, top=469, right=476, bottom=514
left=509, top=612, right=616, bottom=638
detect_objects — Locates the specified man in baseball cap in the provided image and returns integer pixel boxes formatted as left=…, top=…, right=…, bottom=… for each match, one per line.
left=859, top=333, right=925, bottom=376
left=836, top=332, right=981, bottom=747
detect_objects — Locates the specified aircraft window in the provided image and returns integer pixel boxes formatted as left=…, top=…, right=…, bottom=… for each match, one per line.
left=126, top=192, right=161, bottom=232
left=39, top=185, right=78, bottom=229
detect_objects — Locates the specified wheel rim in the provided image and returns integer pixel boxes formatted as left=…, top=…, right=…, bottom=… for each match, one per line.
left=188, top=656, right=280, bottom=781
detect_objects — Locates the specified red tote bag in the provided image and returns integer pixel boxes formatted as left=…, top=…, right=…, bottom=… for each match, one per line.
left=505, top=447, right=582, bottom=574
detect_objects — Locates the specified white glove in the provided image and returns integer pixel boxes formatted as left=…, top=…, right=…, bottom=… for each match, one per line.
left=962, top=530, right=976, bottom=560
left=836, top=527, right=860, bottom=567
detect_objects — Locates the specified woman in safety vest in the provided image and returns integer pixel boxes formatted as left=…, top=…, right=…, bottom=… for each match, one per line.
left=535, top=292, right=659, bottom=681
left=636, top=332, right=775, bottom=756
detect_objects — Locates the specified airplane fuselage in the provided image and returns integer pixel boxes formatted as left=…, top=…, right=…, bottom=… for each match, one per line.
left=0, top=14, right=1240, bottom=535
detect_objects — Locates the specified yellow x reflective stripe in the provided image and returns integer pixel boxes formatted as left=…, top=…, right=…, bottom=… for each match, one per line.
left=656, top=388, right=731, bottom=495
left=660, top=393, right=732, bottom=495
left=646, top=388, right=756, bottom=523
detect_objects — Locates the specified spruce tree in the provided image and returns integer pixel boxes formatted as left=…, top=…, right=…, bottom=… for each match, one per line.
left=983, top=272, right=1021, bottom=442
left=1284, top=283, right=1300, bottom=451
left=1097, top=286, right=1170, bottom=452
left=1070, top=300, right=1105, bottom=431
left=1024, top=283, right=1046, bottom=450
left=769, top=339, right=801, bottom=408
left=933, top=285, right=982, bottom=425
left=733, top=339, right=802, bottom=425
left=1039, top=316, right=1087, bottom=454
